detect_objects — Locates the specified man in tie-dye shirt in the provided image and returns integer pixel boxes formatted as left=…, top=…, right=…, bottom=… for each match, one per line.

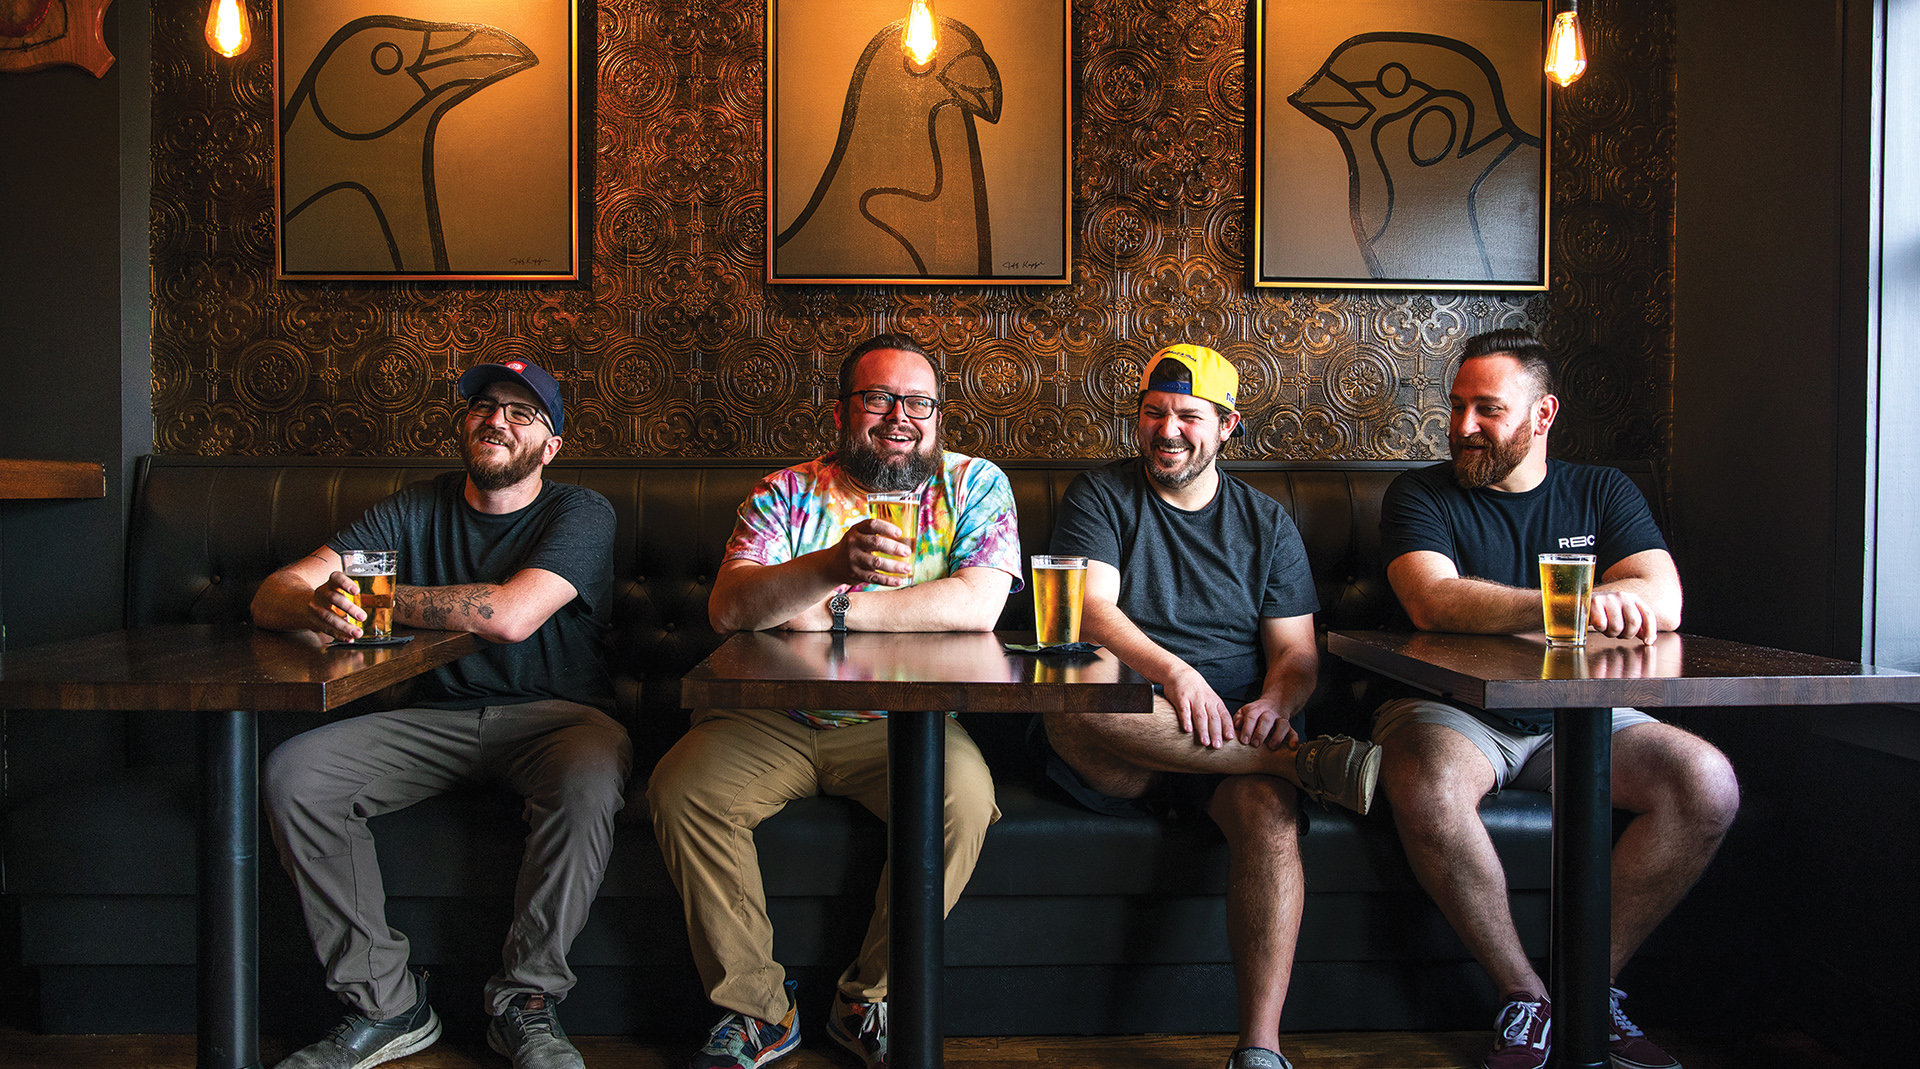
left=648, top=333, right=1019, bottom=1069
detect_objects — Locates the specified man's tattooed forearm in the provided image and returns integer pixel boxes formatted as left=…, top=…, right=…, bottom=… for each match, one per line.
left=411, top=586, right=497, bottom=628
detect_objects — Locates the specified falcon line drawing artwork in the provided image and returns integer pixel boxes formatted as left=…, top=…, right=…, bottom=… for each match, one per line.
left=274, top=2, right=578, bottom=281
left=1288, top=31, right=1543, bottom=283
left=774, top=15, right=1004, bottom=279
left=281, top=16, right=534, bottom=273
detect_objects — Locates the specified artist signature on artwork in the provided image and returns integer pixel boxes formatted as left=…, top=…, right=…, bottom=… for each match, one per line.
left=1001, top=261, right=1045, bottom=270
left=510, top=257, right=554, bottom=267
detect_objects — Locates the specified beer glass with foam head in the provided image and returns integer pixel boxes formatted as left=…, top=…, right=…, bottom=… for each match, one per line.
left=340, top=549, right=398, bottom=638
left=1031, top=555, right=1089, bottom=646
left=866, top=491, right=920, bottom=578
left=1538, top=553, right=1595, bottom=647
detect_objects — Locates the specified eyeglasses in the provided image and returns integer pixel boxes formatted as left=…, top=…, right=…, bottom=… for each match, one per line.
left=466, top=396, right=552, bottom=431
left=845, top=390, right=940, bottom=419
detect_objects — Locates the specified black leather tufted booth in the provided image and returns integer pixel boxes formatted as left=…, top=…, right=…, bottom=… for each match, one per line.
left=1, top=455, right=1618, bottom=1038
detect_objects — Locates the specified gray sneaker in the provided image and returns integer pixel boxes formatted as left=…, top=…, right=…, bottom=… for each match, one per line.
left=272, top=971, right=440, bottom=1069
left=1227, top=1047, right=1295, bottom=1069
left=1295, top=733, right=1383, bottom=815
left=488, top=993, right=585, bottom=1069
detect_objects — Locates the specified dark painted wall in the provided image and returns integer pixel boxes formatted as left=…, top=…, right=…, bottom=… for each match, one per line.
left=1670, top=2, right=1912, bottom=1064
left=0, top=3, right=151, bottom=1019
left=0, top=6, right=138, bottom=653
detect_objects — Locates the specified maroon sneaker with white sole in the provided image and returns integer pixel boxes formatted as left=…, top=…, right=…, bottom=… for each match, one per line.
left=1482, top=992, right=1552, bottom=1069
left=1608, top=987, right=1681, bottom=1069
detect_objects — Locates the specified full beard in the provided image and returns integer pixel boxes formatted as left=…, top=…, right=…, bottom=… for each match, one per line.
left=1451, top=426, right=1532, bottom=489
left=1142, top=434, right=1219, bottom=491
left=464, top=429, right=545, bottom=492
left=837, top=424, right=942, bottom=492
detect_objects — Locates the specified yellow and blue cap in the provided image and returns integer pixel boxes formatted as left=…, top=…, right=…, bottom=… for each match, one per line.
left=1140, top=344, right=1244, bottom=437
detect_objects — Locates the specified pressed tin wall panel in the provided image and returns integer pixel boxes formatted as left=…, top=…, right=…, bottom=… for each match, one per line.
left=151, top=0, right=1673, bottom=465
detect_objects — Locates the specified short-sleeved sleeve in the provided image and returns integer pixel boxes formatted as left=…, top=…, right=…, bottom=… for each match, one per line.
left=1379, top=467, right=1459, bottom=565
left=1594, top=468, right=1669, bottom=572
left=941, top=456, right=1022, bottom=585
left=1050, top=470, right=1123, bottom=565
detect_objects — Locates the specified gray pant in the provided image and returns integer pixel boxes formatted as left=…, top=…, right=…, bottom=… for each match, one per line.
left=263, top=700, right=631, bottom=1019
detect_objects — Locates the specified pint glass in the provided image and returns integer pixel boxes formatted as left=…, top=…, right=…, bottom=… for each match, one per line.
left=1030, top=555, right=1088, bottom=645
left=866, top=491, right=920, bottom=577
left=341, top=549, right=398, bottom=638
left=1538, top=553, right=1595, bottom=647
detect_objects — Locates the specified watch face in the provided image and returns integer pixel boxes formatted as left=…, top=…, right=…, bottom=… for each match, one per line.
left=830, top=594, right=851, bottom=613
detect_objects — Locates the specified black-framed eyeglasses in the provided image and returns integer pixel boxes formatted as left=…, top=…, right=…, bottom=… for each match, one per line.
left=845, top=390, right=940, bottom=419
left=466, top=396, right=552, bottom=431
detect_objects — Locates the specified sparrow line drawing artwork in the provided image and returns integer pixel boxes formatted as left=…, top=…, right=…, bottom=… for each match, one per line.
left=279, top=15, right=537, bottom=274
left=1288, top=31, right=1542, bottom=283
left=774, top=15, right=1004, bottom=279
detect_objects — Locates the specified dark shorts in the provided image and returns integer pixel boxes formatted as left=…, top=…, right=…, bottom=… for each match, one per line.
left=1026, top=714, right=1225, bottom=822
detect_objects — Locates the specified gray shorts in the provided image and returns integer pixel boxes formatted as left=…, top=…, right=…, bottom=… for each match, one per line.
left=1371, top=698, right=1659, bottom=793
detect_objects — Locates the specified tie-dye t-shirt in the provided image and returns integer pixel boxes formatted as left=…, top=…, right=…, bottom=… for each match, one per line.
left=723, top=451, right=1023, bottom=728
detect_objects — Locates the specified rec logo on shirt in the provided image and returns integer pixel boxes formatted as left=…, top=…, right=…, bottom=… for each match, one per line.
left=1559, top=535, right=1596, bottom=549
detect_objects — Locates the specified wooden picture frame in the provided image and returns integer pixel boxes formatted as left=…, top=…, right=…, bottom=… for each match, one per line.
left=0, top=0, right=115, bottom=77
left=1253, top=0, right=1550, bottom=291
left=274, top=0, right=581, bottom=281
left=766, top=0, right=1071, bottom=285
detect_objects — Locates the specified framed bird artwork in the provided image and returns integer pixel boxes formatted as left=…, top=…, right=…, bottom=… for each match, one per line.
left=273, top=0, right=583, bottom=281
left=766, top=0, right=1071, bottom=285
left=1253, top=0, right=1551, bottom=291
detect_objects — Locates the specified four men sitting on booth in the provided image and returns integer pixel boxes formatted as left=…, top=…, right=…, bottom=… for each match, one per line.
left=252, top=332, right=1733, bottom=1069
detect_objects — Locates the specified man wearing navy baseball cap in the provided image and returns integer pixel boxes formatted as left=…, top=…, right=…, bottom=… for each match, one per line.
left=252, top=358, right=626, bottom=1069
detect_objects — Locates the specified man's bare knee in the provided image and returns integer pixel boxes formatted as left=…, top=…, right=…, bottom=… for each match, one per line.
left=1208, top=774, right=1300, bottom=846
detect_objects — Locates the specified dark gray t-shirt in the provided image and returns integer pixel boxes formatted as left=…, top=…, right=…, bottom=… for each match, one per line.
left=327, top=471, right=617, bottom=711
left=1378, top=459, right=1670, bottom=732
left=1049, top=459, right=1319, bottom=705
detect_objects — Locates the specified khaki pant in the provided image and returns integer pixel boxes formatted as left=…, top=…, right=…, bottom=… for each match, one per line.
left=263, top=700, right=632, bottom=1019
left=646, top=708, right=999, bottom=1023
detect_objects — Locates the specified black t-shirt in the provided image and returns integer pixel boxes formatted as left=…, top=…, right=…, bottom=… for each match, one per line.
left=1378, top=459, right=1670, bottom=732
left=1050, top=459, right=1319, bottom=705
left=327, top=472, right=617, bottom=711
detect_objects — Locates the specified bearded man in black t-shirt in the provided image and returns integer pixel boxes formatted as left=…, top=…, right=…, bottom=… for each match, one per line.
left=251, top=359, right=626, bottom=1069
left=1040, top=345, right=1381, bottom=1069
left=1373, top=330, right=1740, bottom=1069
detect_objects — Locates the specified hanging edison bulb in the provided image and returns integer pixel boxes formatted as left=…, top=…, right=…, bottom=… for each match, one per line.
left=903, top=0, right=938, bottom=72
left=206, top=0, right=253, bottom=58
left=1545, top=4, right=1587, bottom=87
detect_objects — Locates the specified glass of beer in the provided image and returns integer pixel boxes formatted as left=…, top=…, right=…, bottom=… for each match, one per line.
left=340, top=549, right=398, bottom=638
left=866, top=491, right=920, bottom=578
left=1030, top=555, right=1088, bottom=646
left=1538, top=553, right=1596, bottom=647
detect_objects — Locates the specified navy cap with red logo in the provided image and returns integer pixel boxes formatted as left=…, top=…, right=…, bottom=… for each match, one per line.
left=457, top=359, right=565, bottom=435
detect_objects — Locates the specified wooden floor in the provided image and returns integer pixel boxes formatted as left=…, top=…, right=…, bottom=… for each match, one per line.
left=0, top=1028, right=1865, bottom=1069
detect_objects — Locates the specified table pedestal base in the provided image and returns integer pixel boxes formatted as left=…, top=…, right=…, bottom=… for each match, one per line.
left=199, top=709, right=262, bottom=1069
left=1551, top=707, right=1611, bottom=1069
left=889, top=710, right=944, bottom=1069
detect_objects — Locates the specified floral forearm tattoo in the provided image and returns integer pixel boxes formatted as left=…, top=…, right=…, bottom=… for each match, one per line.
left=405, top=585, right=499, bottom=629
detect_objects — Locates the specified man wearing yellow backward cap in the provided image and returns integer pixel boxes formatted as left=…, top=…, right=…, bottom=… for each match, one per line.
left=1035, top=343, right=1379, bottom=1069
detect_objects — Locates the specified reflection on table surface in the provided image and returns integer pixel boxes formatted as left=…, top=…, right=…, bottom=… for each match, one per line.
left=0, top=624, right=482, bottom=712
left=1327, top=629, right=1920, bottom=710
left=682, top=630, right=1152, bottom=714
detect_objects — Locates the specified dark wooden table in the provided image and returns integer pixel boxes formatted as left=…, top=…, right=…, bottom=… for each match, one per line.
left=0, top=624, right=482, bottom=1069
left=680, top=629, right=1153, bottom=1069
left=1326, top=629, right=1920, bottom=1069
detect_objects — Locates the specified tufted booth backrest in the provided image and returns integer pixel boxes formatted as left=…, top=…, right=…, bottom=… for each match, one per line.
left=125, top=455, right=1662, bottom=764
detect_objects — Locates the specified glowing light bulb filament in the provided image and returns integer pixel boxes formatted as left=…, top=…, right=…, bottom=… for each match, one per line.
left=1545, top=9, right=1587, bottom=87
left=904, top=1, right=938, bottom=70
left=206, top=0, right=252, bottom=58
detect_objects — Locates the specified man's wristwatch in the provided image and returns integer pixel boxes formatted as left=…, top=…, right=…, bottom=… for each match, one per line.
left=829, top=592, right=851, bottom=633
